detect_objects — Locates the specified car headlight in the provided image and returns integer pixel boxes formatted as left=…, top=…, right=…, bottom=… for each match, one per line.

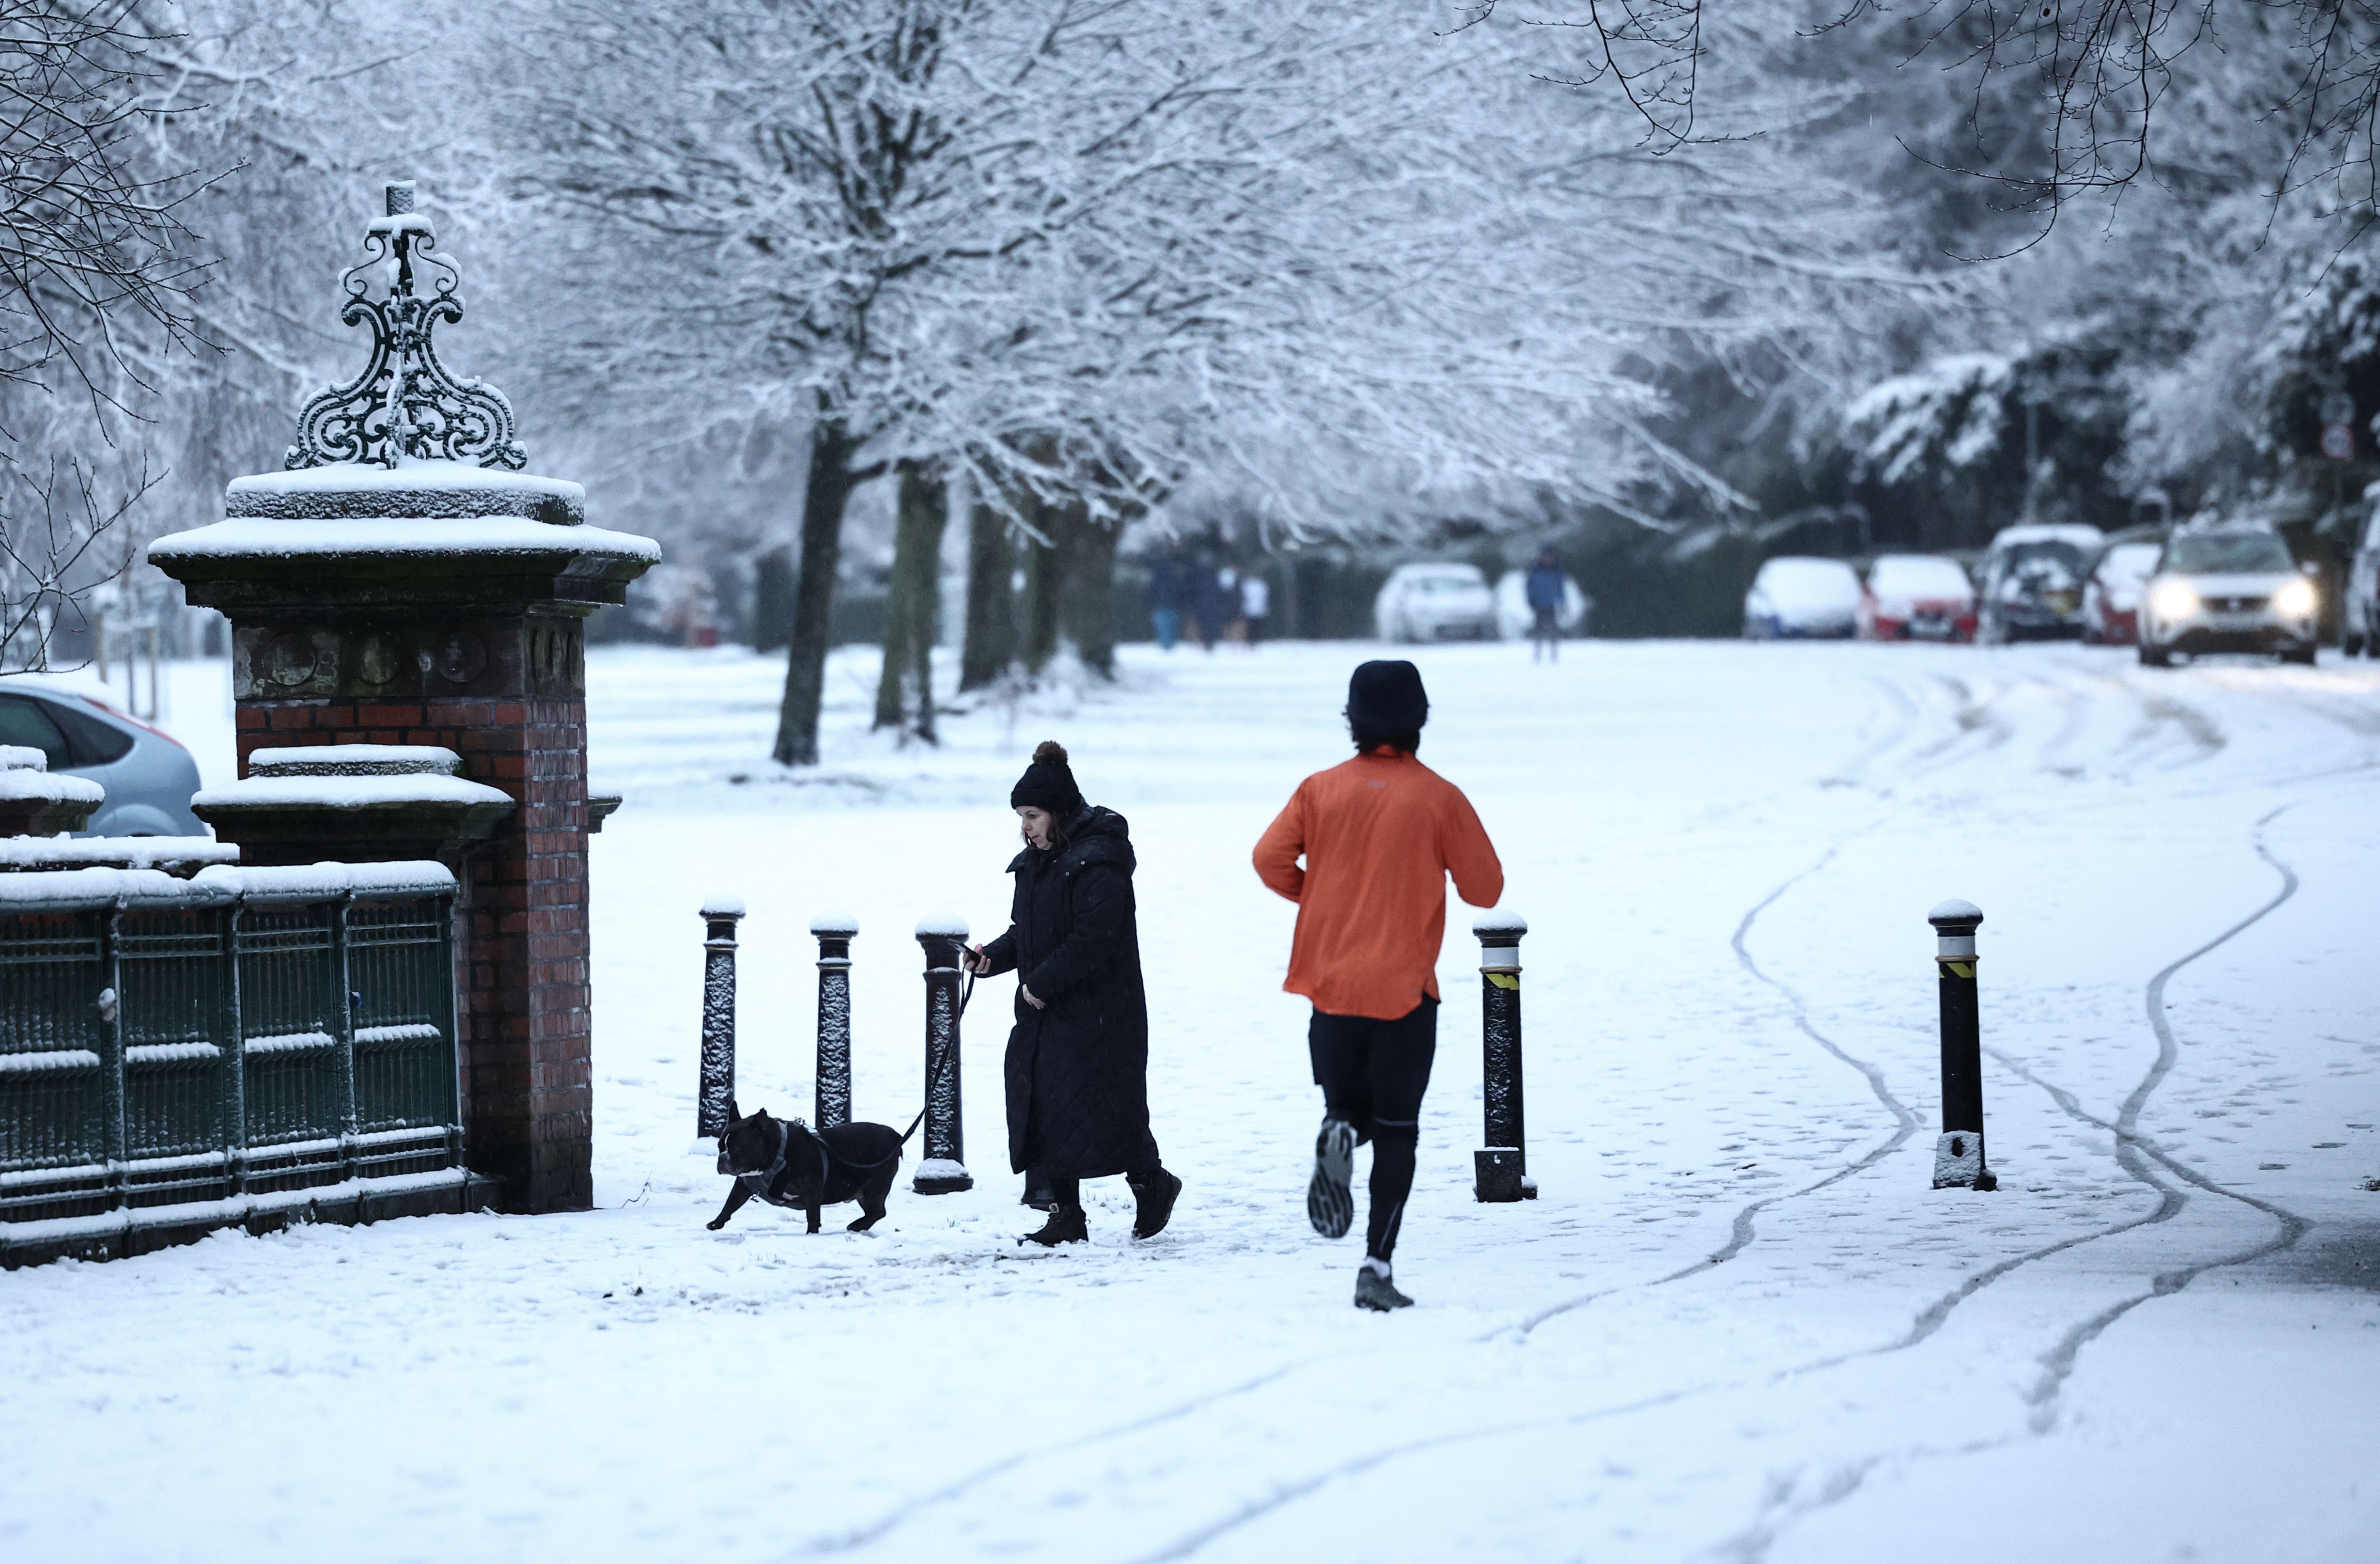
left=2273, top=577, right=2317, bottom=619
left=2150, top=580, right=2200, bottom=620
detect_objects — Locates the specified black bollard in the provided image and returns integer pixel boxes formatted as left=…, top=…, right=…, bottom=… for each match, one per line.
left=913, top=915, right=974, bottom=1193
left=1472, top=910, right=1535, bottom=1202
left=811, top=915, right=858, bottom=1128
left=696, top=896, right=744, bottom=1140
left=1928, top=899, right=1996, bottom=1191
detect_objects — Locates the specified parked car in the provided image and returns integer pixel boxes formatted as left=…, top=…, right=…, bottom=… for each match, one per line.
left=1857, top=554, right=1976, bottom=641
left=1743, top=556, right=1861, bottom=639
left=2082, top=539, right=2163, bottom=645
left=2346, top=493, right=2380, bottom=657
left=2137, top=528, right=2320, bottom=667
left=1977, top=523, right=2101, bottom=641
left=1373, top=563, right=1496, bottom=642
left=0, top=681, right=204, bottom=834
left=1491, top=568, right=1592, bottom=640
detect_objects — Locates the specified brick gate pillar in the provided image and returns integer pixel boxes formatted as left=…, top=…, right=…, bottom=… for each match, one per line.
left=149, top=182, right=657, bottom=1213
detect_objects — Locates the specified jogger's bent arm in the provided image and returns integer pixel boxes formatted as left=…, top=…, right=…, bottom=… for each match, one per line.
left=1439, top=788, right=1505, bottom=908
left=1251, top=787, right=1309, bottom=902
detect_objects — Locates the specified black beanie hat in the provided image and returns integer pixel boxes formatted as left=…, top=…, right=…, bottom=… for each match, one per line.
left=1010, top=740, right=1084, bottom=816
left=1346, top=659, right=1428, bottom=734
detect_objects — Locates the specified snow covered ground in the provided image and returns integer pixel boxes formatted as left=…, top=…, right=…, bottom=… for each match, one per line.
left=6, top=637, right=2379, bottom=1563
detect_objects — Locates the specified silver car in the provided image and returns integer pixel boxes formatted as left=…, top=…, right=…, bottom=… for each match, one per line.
left=0, top=680, right=205, bottom=834
left=2137, top=529, right=2320, bottom=667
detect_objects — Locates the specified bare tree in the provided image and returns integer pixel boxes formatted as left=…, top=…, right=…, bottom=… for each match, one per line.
left=0, top=0, right=228, bottom=670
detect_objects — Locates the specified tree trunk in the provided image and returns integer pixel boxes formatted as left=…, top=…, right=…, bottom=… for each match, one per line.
left=1020, top=488, right=1073, bottom=674
left=958, top=496, right=1015, bottom=693
left=773, top=421, right=859, bottom=767
left=1063, top=506, right=1119, bottom=679
left=874, top=460, right=949, bottom=740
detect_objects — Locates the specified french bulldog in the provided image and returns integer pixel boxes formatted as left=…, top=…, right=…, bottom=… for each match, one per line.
left=709, top=1101, right=905, bottom=1234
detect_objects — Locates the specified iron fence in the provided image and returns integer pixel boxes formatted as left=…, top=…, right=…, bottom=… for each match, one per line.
left=0, top=862, right=459, bottom=1225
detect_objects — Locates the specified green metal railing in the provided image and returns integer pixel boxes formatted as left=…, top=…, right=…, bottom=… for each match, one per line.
left=0, top=862, right=459, bottom=1225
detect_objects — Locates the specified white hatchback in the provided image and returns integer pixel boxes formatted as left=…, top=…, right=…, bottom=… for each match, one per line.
left=1374, top=563, right=1496, bottom=642
left=1743, top=556, right=1860, bottom=640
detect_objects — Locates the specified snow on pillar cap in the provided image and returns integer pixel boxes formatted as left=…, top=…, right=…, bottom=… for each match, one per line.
left=1473, top=909, right=1529, bottom=940
left=700, top=894, right=746, bottom=920
left=914, top=913, right=969, bottom=940
left=0, top=745, right=48, bottom=771
left=1926, top=898, right=1983, bottom=928
left=809, top=913, right=859, bottom=938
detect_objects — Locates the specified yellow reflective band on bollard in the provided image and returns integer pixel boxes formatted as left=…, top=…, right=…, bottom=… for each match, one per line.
left=1939, top=960, right=1976, bottom=979
left=1486, top=972, right=1519, bottom=990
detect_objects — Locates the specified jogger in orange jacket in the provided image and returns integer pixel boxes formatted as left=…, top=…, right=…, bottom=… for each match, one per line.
left=1253, top=659, right=1503, bottom=1311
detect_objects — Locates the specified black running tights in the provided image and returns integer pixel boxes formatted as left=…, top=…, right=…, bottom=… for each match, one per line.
left=1308, top=998, right=1438, bottom=1263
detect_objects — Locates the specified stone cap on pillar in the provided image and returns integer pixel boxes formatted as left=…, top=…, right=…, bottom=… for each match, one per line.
left=0, top=745, right=105, bottom=837
left=193, top=744, right=512, bottom=869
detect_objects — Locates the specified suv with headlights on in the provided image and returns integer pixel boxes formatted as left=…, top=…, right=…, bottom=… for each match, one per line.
left=2137, top=528, right=2320, bottom=667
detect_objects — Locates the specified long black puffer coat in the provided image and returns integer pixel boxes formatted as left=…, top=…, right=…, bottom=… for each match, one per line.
left=979, top=805, right=1157, bottom=1180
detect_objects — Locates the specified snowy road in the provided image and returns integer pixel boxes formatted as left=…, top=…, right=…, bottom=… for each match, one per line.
left=5, top=640, right=2378, bottom=1563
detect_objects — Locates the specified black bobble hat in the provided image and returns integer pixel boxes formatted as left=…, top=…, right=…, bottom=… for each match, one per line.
left=1010, top=739, right=1083, bottom=815
left=1346, top=659, right=1429, bottom=733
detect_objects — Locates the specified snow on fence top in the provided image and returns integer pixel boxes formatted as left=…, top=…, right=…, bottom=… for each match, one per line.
left=700, top=894, right=747, bottom=919
left=193, top=770, right=511, bottom=811
left=1473, top=909, right=1529, bottom=939
left=914, top=913, right=970, bottom=939
left=249, top=745, right=461, bottom=777
left=809, top=913, right=860, bottom=936
left=0, top=859, right=454, bottom=912
left=0, top=745, right=45, bottom=770
left=0, top=837, right=238, bottom=874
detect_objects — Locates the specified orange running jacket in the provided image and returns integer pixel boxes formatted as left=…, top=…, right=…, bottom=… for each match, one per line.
left=1252, top=748, right=1505, bottom=1020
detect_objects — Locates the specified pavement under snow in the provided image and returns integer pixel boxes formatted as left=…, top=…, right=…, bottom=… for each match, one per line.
left=4, top=638, right=2378, bottom=1563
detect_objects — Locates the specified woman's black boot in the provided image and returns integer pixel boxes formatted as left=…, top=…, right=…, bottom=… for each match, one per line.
left=1127, top=1169, right=1182, bottom=1239
left=1020, top=1204, right=1088, bottom=1247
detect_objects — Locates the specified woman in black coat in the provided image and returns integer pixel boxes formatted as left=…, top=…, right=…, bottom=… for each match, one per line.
left=967, top=741, right=1182, bottom=1245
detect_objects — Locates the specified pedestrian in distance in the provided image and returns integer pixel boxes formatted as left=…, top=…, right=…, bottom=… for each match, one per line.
left=1240, top=569, right=1272, bottom=648
left=1191, top=548, right=1228, bottom=651
left=1217, top=564, right=1245, bottom=643
left=1148, top=552, right=1185, bottom=653
left=1525, top=547, right=1566, bottom=662
left=967, top=741, right=1183, bottom=1246
left=1252, top=661, right=1504, bottom=1311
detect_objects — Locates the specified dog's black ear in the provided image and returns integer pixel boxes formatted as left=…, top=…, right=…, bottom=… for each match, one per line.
left=727, top=1097, right=741, bottom=1125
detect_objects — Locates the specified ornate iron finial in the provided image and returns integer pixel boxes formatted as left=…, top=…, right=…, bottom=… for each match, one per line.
left=284, top=181, right=528, bottom=471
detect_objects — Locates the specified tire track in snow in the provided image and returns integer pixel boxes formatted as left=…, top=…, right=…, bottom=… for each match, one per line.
left=1510, top=667, right=1942, bottom=1337
left=2002, top=804, right=2309, bottom=1427
left=1718, top=807, right=2316, bottom=1563
left=787, top=1357, right=1336, bottom=1557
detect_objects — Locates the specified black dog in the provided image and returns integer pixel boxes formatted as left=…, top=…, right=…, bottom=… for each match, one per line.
left=709, top=1101, right=907, bottom=1234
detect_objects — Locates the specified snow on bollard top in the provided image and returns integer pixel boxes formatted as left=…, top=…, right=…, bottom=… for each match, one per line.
left=1927, top=898, right=1984, bottom=927
left=1474, top=909, right=1529, bottom=939
left=809, top=912, right=860, bottom=937
left=915, top=912, right=970, bottom=940
left=700, top=894, right=746, bottom=920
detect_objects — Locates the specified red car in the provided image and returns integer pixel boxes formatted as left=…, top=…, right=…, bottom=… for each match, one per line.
left=1858, top=554, right=1978, bottom=641
left=2081, top=539, right=2162, bottom=645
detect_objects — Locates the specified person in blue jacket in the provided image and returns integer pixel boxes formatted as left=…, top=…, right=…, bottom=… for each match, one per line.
left=1525, top=547, right=1567, bottom=662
